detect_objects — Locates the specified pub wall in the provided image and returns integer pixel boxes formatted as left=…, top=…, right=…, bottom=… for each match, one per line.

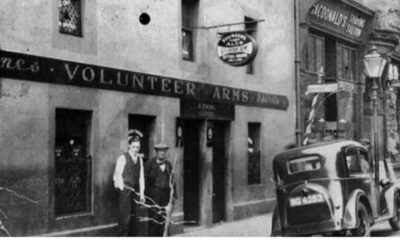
left=0, top=77, right=181, bottom=235
left=1, top=0, right=294, bottom=95
left=230, top=105, right=295, bottom=220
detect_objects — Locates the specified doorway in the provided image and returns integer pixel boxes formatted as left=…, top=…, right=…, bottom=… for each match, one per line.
left=183, top=119, right=201, bottom=225
left=212, top=121, right=227, bottom=223
left=128, top=114, right=156, bottom=236
left=128, top=114, right=156, bottom=163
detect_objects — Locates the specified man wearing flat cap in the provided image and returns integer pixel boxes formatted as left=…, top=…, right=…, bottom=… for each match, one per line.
left=113, top=129, right=145, bottom=236
left=145, top=143, right=177, bottom=236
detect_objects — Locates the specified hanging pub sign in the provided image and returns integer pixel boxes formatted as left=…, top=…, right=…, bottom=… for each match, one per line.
left=217, top=32, right=258, bottom=66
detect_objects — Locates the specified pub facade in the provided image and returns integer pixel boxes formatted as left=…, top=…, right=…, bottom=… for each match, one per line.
left=0, top=0, right=295, bottom=236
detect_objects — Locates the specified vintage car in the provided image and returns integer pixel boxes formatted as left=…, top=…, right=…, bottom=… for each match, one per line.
left=271, top=140, right=400, bottom=236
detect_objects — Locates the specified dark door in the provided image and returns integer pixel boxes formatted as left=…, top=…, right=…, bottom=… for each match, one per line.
left=183, top=119, right=201, bottom=225
left=212, top=121, right=226, bottom=223
left=128, top=114, right=156, bottom=236
left=128, top=114, right=156, bottom=163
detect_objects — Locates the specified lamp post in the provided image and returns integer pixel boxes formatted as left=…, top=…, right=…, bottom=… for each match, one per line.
left=363, top=45, right=387, bottom=188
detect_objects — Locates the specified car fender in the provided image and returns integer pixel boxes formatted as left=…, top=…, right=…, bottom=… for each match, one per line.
left=343, top=189, right=370, bottom=229
left=385, top=185, right=400, bottom=218
left=271, top=206, right=282, bottom=236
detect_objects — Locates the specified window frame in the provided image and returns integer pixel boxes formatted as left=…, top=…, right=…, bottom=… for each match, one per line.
left=336, top=41, right=358, bottom=81
left=181, top=0, right=198, bottom=61
left=248, top=122, right=262, bottom=185
left=58, top=0, right=83, bottom=37
left=54, top=108, right=93, bottom=217
left=302, top=33, right=325, bottom=74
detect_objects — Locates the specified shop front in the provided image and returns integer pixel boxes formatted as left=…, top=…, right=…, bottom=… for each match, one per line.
left=297, top=0, right=375, bottom=143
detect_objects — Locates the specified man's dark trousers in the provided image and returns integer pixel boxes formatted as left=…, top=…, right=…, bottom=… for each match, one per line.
left=118, top=188, right=139, bottom=236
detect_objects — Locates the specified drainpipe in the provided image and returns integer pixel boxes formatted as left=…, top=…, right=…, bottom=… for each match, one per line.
left=294, top=0, right=303, bottom=146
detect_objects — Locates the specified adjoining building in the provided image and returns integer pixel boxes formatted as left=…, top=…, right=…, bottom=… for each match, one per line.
left=296, top=0, right=400, bottom=168
left=0, top=0, right=295, bottom=236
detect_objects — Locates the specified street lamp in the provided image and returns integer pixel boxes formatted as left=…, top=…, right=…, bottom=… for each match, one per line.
left=363, top=45, right=387, bottom=188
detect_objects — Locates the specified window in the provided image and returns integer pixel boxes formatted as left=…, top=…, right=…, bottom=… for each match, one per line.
left=245, top=17, right=257, bottom=74
left=345, top=148, right=370, bottom=174
left=248, top=123, right=261, bottom=185
left=59, top=0, right=82, bottom=36
left=302, top=33, right=325, bottom=73
left=288, top=156, right=321, bottom=174
left=345, top=149, right=359, bottom=173
left=182, top=0, right=198, bottom=61
left=336, top=43, right=357, bottom=81
left=55, top=108, right=92, bottom=216
left=360, top=151, right=371, bottom=174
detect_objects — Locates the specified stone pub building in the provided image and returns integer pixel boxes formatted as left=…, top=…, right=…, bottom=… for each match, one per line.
left=0, top=0, right=295, bottom=236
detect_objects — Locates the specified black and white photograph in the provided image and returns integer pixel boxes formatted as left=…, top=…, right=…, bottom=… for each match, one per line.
left=1, top=0, right=400, bottom=237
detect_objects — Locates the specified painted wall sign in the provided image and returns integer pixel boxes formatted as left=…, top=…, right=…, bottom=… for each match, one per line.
left=0, top=50, right=289, bottom=110
left=308, top=0, right=372, bottom=43
left=180, top=100, right=235, bottom=120
left=217, top=32, right=258, bottom=66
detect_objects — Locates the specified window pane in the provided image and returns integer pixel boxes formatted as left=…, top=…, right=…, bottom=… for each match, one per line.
left=182, top=0, right=198, bottom=61
left=316, top=38, right=324, bottom=72
left=336, top=45, right=343, bottom=79
left=350, top=49, right=357, bottom=80
left=55, top=108, right=92, bottom=216
left=59, top=0, right=82, bottom=36
left=346, top=151, right=360, bottom=173
left=182, top=29, right=193, bottom=60
left=182, top=3, right=192, bottom=28
left=288, top=156, right=321, bottom=174
left=307, top=37, right=316, bottom=72
left=343, top=47, right=350, bottom=79
left=248, top=123, right=261, bottom=185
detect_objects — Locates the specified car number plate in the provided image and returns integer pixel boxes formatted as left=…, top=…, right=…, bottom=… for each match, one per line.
left=289, top=193, right=324, bottom=207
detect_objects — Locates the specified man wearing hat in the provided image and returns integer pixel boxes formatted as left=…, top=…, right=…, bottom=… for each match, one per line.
left=145, top=143, right=177, bottom=236
left=113, top=129, right=145, bottom=236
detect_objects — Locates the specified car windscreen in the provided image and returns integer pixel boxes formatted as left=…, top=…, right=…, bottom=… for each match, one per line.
left=288, top=155, right=321, bottom=174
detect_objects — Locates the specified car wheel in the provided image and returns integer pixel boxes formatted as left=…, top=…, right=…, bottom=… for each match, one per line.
left=389, top=193, right=400, bottom=230
left=351, top=203, right=371, bottom=236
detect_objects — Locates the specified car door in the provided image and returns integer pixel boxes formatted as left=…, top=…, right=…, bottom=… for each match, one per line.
left=344, top=147, right=378, bottom=217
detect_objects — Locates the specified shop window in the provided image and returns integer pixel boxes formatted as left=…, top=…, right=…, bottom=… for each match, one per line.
left=182, top=0, right=198, bottom=61
left=59, top=0, right=82, bottom=36
left=302, top=33, right=325, bottom=73
left=336, top=43, right=357, bottom=81
left=245, top=16, right=257, bottom=74
left=248, top=123, right=261, bottom=185
left=55, top=108, right=92, bottom=216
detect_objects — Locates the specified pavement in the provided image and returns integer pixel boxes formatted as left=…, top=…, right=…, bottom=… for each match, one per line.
left=174, top=212, right=399, bottom=237
left=175, top=213, right=272, bottom=237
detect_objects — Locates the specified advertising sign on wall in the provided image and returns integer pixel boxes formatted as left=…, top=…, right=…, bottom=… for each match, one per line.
left=308, top=0, right=373, bottom=43
left=0, top=50, right=289, bottom=110
left=217, top=32, right=258, bottom=66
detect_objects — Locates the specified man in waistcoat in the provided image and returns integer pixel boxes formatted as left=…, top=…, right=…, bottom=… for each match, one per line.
left=145, top=143, right=177, bottom=236
left=113, top=129, right=145, bottom=236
